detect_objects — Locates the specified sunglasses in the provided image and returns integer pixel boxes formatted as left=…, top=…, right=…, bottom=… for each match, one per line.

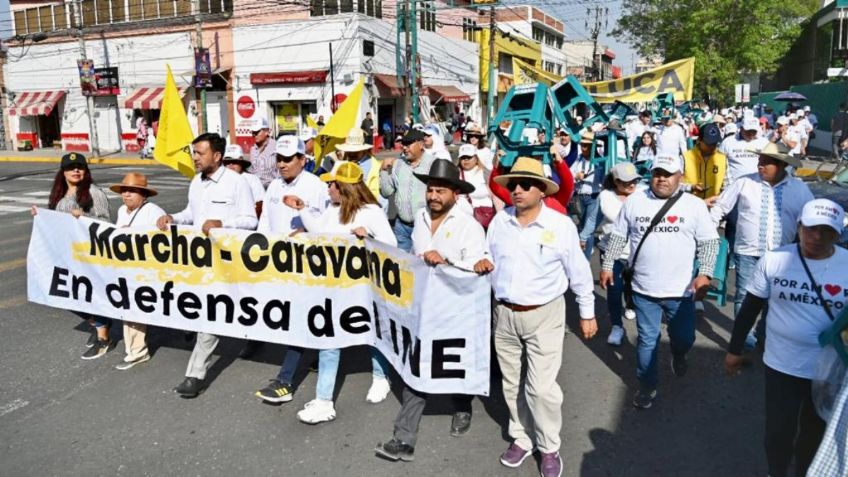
left=459, top=156, right=475, bottom=160
left=251, top=130, right=263, bottom=136
left=63, top=164, right=86, bottom=171
left=276, top=155, right=297, bottom=163
left=506, top=179, right=540, bottom=192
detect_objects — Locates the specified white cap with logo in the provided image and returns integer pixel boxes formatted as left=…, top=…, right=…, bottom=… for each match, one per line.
left=458, top=144, right=477, bottom=158
left=742, top=117, right=760, bottom=131
left=777, top=116, right=789, bottom=126
left=651, top=155, right=682, bottom=174
left=275, top=135, right=305, bottom=156
left=224, top=144, right=244, bottom=160
left=799, top=198, right=845, bottom=234
left=250, top=117, right=270, bottom=132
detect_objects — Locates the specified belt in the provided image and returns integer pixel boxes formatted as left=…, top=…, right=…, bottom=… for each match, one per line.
left=395, top=218, right=414, bottom=227
left=498, top=301, right=543, bottom=312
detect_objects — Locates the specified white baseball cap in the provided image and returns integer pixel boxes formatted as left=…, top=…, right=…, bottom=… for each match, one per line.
left=611, top=162, right=641, bottom=182
left=804, top=106, right=811, bottom=112
left=224, top=144, right=244, bottom=160
left=742, top=117, right=759, bottom=131
left=251, top=117, right=270, bottom=131
left=799, top=198, right=845, bottom=234
left=433, top=149, right=451, bottom=161
left=797, top=110, right=806, bottom=117
left=777, top=116, right=789, bottom=126
left=458, top=144, right=477, bottom=158
left=724, top=123, right=738, bottom=135
left=275, top=135, right=305, bottom=156
left=788, top=113, right=798, bottom=120
left=651, top=155, right=682, bottom=174
left=423, top=124, right=441, bottom=137
left=299, top=128, right=318, bottom=142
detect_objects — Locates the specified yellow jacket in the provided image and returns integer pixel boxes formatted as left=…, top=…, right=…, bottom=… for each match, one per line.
left=682, top=147, right=727, bottom=199
left=363, top=156, right=382, bottom=200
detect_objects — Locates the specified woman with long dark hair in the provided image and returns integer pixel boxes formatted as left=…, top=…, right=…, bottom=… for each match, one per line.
left=32, top=153, right=112, bottom=359
left=632, top=131, right=657, bottom=165
left=285, top=161, right=396, bottom=425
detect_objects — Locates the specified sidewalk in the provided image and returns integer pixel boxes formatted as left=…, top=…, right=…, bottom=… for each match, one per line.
left=0, top=148, right=162, bottom=166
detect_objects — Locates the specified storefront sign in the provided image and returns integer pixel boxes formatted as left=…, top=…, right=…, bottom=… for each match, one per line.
left=93, top=67, right=120, bottom=96
left=236, top=95, right=256, bottom=119
left=195, top=48, right=212, bottom=89
left=250, top=70, right=329, bottom=85
left=78, top=59, right=97, bottom=96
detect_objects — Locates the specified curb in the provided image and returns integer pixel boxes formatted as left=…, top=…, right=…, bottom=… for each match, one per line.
left=0, top=157, right=163, bottom=166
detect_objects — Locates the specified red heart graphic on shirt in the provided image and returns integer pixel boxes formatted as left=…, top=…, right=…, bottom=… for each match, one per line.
left=667, top=215, right=678, bottom=224
left=824, top=284, right=842, bottom=296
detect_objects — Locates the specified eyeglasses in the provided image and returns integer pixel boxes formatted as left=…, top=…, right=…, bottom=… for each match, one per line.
left=506, top=179, right=540, bottom=192
left=276, top=155, right=297, bottom=163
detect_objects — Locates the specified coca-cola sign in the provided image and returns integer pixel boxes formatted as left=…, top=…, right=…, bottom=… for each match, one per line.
left=236, top=95, right=256, bottom=119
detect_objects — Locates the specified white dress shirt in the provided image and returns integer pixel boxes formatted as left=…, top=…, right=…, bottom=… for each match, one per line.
left=486, top=205, right=595, bottom=319
left=171, top=166, right=258, bottom=231
left=300, top=203, right=396, bottom=246
left=412, top=203, right=487, bottom=271
left=710, top=173, right=813, bottom=256
left=116, top=201, right=166, bottom=228
left=243, top=172, right=266, bottom=204
left=259, top=171, right=330, bottom=234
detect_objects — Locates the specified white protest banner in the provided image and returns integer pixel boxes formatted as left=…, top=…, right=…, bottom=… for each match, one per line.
left=26, top=209, right=491, bottom=395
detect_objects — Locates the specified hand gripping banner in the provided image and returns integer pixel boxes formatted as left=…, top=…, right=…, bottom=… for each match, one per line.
left=27, top=209, right=491, bottom=395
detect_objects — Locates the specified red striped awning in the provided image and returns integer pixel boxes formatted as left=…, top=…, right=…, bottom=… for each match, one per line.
left=9, top=90, right=66, bottom=116
left=122, top=86, right=187, bottom=110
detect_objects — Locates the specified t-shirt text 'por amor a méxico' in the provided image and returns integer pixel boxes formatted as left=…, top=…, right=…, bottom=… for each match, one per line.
left=748, top=245, right=848, bottom=379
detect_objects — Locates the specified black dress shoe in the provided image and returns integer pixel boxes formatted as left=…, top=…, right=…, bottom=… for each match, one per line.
left=374, top=439, right=415, bottom=462
left=450, top=412, right=472, bottom=437
left=173, top=377, right=204, bottom=398
left=238, top=340, right=262, bottom=359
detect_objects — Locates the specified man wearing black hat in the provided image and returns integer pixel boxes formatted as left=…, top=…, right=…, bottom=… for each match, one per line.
left=375, top=159, right=489, bottom=462
left=682, top=122, right=727, bottom=200
left=379, top=129, right=435, bottom=251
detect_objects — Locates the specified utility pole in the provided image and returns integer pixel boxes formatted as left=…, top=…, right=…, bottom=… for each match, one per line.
left=403, top=1, right=411, bottom=123
left=586, top=4, right=608, bottom=81
left=410, top=0, right=419, bottom=123
left=194, top=0, right=207, bottom=132
left=72, top=0, right=100, bottom=157
left=486, top=6, right=496, bottom=126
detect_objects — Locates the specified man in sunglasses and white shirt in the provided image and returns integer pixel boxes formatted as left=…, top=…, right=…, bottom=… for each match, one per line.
left=249, top=117, right=279, bottom=188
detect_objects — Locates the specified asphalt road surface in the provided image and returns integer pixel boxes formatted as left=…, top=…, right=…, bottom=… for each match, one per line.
left=0, top=162, right=766, bottom=476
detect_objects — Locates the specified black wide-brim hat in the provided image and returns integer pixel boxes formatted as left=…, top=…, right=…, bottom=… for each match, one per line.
left=413, top=159, right=475, bottom=194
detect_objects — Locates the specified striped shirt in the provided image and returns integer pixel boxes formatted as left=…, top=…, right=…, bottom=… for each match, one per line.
left=249, top=140, right=279, bottom=188
left=379, top=152, right=435, bottom=224
left=53, top=185, right=111, bottom=221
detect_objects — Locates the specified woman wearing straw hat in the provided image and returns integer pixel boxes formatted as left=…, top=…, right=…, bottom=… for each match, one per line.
left=285, top=161, right=395, bottom=423
left=32, top=153, right=112, bottom=359
left=464, top=122, right=494, bottom=170
left=109, top=173, right=165, bottom=369
left=335, top=127, right=382, bottom=201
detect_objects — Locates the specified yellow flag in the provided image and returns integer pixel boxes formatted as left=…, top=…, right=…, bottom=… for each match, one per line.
left=306, top=115, right=320, bottom=131
left=314, top=79, right=364, bottom=162
left=153, top=65, right=195, bottom=179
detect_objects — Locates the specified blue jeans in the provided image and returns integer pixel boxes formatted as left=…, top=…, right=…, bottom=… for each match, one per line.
left=632, top=293, right=696, bottom=389
left=577, top=193, right=600, bottom=260
left=600, top=251, right=625, bottom=327
left=276, top=346, right=304, bottom=386
left=392, top=219, right=414, bottom=253
left=734, top=253, right=768, bottom=340
left=316, top=347, right=389, bottom=400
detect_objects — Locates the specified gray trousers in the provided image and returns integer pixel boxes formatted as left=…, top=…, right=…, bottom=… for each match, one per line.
left=393, top=385, right=427, bottom=447
left=185, top=332, right=219, bottom=379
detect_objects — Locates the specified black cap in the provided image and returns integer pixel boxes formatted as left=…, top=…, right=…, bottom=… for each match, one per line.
left=61, top=152, right=88, bottom=169
left=699, top=122, right=722, bottom=146
left=401, top=129, right=425, bottom=145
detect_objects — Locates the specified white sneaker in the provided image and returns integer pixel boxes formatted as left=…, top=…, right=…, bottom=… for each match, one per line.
left=297, top=399, right=336, bottom=424
left=624, top=309, right=636, bottom=320
left=607, top=325, right=626, bottom=346
left=365, top=377, right=391, bottom=403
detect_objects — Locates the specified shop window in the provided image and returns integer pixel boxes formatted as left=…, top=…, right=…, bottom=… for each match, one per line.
left=462, top=18, right=477, bottom=42
left=419, top=1, right=435, bottom=32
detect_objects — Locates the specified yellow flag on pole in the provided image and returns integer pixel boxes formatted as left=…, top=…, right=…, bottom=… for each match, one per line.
left=153, top=65, right=196, bottom=179
left=306, top=115, right=320, bottom=131
left=314, top=79, right=364, bottom=162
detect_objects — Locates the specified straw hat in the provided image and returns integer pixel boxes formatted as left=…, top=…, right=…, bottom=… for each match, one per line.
left=335, top=128, right=373, bottom=153
left=751, top=141, right=801, bottom=168
left=493, top=157, right=559, bottom=195
left=579, top=131, right=595, bottom=145
left=109, top=172, right=158, bottom=196
left=464, top=122, right=485, bottom=136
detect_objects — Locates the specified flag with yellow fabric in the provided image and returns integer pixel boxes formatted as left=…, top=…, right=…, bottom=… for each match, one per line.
left=153, top=65, right=195, bottom=179
left=314, top=79, right=364, bottom=162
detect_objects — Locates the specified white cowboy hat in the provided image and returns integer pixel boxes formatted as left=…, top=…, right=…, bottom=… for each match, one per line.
left=335, top=128, right=373, bottom=153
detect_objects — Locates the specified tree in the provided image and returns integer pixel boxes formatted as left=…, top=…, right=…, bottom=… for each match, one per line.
left=612, top=0, right=819, bottom=104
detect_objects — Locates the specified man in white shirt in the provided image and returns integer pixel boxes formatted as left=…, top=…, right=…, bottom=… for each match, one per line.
left=656, top=114, right=688, bottom=159
left=478, top=156, right=597, bottom=477
left=253, top=135, right=333, bottom=404
left=785, top=114, right=805, bottom=156
left=600, top=155, right=719, bottom=410
left=720, top=117, right=770, bottom=187
left=375, top=159, right=488, bottom=463
left=156, top=133, right=258, bottom=398
left=223, top=144, right=265, bottom=218
left=710, top=142, right=812, bottom=347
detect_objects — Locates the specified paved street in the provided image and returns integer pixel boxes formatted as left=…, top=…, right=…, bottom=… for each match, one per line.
left=0, top=162, right=766, bottom=476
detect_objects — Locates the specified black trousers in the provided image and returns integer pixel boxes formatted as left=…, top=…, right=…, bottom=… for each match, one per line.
left=764, top=365, right=826, bottom=477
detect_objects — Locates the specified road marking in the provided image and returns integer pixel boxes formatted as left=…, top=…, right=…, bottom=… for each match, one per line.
left=24, top=191, right=50, bottom=197
left=0, top=257, right=26, bottom=273
left=0, top=235, right=30, bottom=246
left=0, top=295, right=27, bottom=309
left=0, top=399, right=29, bottom=418
left=0, top=195, right=46, bottom=205
left=0, top=205, right=30, bottom=213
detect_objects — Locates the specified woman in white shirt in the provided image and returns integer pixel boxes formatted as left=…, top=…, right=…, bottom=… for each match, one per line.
left=455, top=143, right=498, bottom=229
left=464, top=123, right=494, bottom=169
left=286, top=161, right=396, bottom=425
left=597, top=163, right=641, bottom=346
left=109, top=173, right=166, bottom=370
left=632, top=131, right=657, bottom=166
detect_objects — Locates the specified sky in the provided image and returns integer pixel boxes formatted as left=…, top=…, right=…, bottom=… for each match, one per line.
left=503, top=0, right=640, bottom=75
